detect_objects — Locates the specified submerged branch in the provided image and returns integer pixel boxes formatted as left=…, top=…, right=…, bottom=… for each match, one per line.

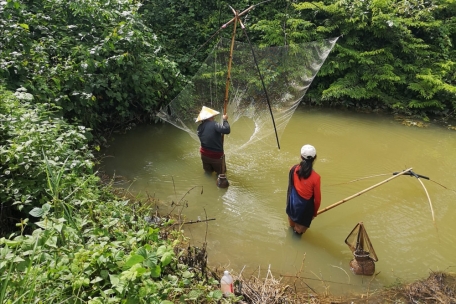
left=189, top=218, right=215, bottom=225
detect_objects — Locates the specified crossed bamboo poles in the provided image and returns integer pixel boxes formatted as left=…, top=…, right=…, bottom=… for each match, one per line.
left=220, top=3, right=280, bottom=150
left=218, top=3, right=278, bottom=186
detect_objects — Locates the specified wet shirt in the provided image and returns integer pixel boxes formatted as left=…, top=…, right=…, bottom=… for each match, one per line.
left=292, top=166, right=321, bottom=217
left=197, top=119, right=230, bottom=153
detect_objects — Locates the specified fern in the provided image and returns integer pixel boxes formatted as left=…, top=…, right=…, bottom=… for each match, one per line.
left=408, top=99, right=444, bottom=109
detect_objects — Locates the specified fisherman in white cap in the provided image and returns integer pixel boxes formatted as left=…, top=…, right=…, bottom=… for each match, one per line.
left=286, top=144, right=321, bottom=235
left=196, top=106, right=231, bottom=175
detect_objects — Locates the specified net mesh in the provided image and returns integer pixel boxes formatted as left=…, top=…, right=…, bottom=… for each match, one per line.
left=345, top=222, right=378, bottom=262
left=158, top=37, right=339, bottom=151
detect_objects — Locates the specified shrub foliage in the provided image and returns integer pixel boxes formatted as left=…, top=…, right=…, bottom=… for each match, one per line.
left=0, top=0, right=183, bottom=129
left=0, top=88, right=230, bottom=303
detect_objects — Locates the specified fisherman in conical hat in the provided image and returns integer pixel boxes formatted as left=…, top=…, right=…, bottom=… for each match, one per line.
left=196, top=106, right=230, bottom=175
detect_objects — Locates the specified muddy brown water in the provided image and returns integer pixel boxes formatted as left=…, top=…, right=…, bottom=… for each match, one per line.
left=101, top=107, right=456, bottom=295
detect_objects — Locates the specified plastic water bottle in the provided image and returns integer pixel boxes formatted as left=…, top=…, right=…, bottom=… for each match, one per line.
left=220, top=270, right=234, bottom=295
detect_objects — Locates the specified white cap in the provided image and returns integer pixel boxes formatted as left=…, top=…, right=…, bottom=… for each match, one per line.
left=195, top=106, right=220, bottom=122
left=301, top=144, right=316, bottom=159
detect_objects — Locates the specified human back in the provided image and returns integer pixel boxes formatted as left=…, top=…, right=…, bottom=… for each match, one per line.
left=195, top=106, right=230, bottom=176
left=197, top=119, right=229, bottom=152
left=286, top=144, right=322, bottom=234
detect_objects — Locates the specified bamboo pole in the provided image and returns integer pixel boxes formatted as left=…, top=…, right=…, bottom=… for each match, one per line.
left=222, top=7, right=238, bottom=117
left=416, top=178, right=435, bottom=223
left=218, top=7, right=239, bottom=181
left=317, top=167, right=413, bottom=215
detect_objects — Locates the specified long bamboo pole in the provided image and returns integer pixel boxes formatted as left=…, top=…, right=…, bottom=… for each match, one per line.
left=218, top=8, right=238, bottom=179
left=317, top=167, right=413, bottom=215
left=222, top=9, right=238, bottom=117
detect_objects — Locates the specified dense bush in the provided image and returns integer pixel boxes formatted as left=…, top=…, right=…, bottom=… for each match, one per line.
left=0, top=0, right=183, bottom=129
left=0, top=88, right=231, bottom=303
left=0, top=87, right=95, bottom=224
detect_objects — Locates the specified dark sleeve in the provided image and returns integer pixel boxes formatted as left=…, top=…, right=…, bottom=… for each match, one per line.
left=215, top=120, right=230, bottom=134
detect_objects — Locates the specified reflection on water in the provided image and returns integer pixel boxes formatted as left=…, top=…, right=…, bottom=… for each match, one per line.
left=101, top=107, right=456, bottom=295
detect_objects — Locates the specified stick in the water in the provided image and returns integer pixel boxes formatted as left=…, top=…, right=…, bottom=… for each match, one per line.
left=317, top=167, right=413, bottom=215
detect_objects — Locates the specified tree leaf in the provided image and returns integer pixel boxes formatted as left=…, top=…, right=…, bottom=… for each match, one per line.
left=29, top=207, right=44, bottom=218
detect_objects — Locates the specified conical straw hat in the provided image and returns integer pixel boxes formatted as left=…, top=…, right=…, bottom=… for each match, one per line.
left=195, top=106, right=220, bottom=122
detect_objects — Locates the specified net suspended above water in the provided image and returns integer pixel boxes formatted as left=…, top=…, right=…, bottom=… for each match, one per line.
left=158, top=37, right=339, bottom=151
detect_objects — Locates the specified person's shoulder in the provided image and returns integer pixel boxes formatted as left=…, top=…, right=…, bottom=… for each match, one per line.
left=311, top=170, right=321, bottom=178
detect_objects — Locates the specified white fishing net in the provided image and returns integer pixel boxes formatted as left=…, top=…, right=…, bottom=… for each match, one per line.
left=158, top=37, right=339, bottom=151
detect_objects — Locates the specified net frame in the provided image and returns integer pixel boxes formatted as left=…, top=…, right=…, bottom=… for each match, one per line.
left=345, top=222, right=378, bottom=262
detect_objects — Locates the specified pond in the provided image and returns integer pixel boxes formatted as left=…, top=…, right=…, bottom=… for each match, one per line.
left=101, top=106, right=456, bottom=295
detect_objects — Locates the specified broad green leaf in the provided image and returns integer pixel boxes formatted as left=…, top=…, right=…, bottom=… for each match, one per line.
left=100, top=270, right=109, bottom=279
left=160, top=252, right=173, bottom=267
left=125, top=254, right=144, bottom=268
left=109, top=274, right=119, bottom=286
left=182, top=270, right=193, bottom=278
left=150, top=264, right=161, bottom=278
left=188, top=290, right=201, bottom=300
left=90, top=276, right=103, bottom=284
left=156, top=245, right=167, bottom=256
left=29, top=207, right=44, bottom=218
left=136, top=247, right=147, bottom=258
left=211, top=290, right=223, bottom=300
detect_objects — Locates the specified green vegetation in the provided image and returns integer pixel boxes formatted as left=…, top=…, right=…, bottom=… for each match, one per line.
left=0, top=88, right=234, bottom=303
left=1, top=0, right=455, bottom=302
left=142, top=0, right=456, bottom=120
left=288, top=0, right=456, bottom=118
left=0, top=0, right=183, bottom=130
left=1, top=0, right=455, bottom=129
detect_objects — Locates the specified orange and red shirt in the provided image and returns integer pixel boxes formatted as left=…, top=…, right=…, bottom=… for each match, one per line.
left=292, top=166, right=321, bottom=217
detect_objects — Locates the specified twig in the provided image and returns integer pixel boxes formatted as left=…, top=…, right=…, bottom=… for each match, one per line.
left=172, top=176, right=176, bottom=198
left=366, top=271, right=381, bottom=300
left=330, top=265, right=351, bottom=284
left=428, top=179, right=456, bottom=193
left=281, top=274, right=354, bottom=286
left=203, top=208, right=209, bottom=244
left=239, top=265, right=247, bottom=278
left=166, top=185, right=204, bottom=217
left=172, top=218, right=216, bottom=225
left=310, top=271, right=329, bottom=296
left=291, top=254, right=317, bottom=293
